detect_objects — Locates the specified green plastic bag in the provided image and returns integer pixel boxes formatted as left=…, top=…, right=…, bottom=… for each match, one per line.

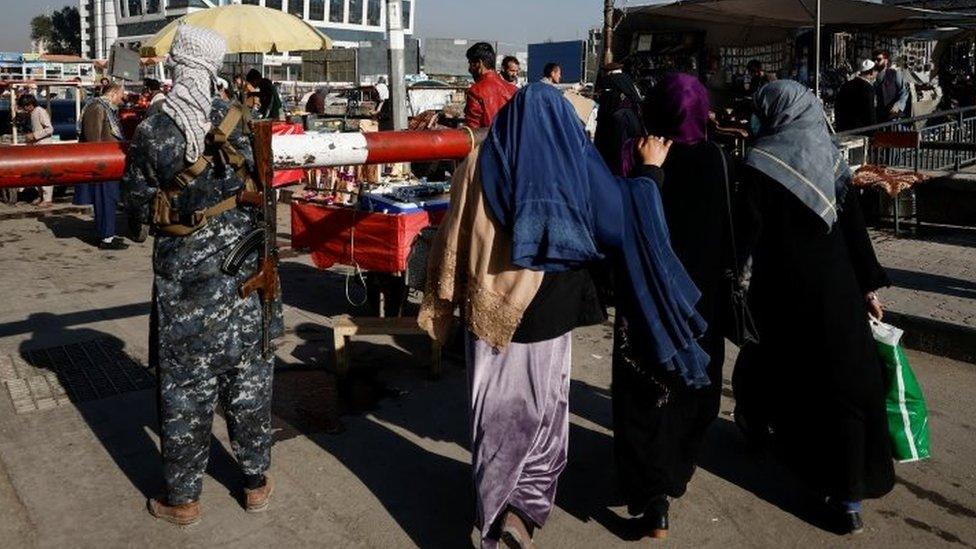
left=870, top=319, right=931, bottom=463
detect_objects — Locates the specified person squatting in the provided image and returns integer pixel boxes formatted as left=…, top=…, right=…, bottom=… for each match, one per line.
left=119, top=30, right=894, bottom=546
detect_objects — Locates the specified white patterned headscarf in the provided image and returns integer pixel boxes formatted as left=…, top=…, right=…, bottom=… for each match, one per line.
left=161, top=24, right=227, bottom=163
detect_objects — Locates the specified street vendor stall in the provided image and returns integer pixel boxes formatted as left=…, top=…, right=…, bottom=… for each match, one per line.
left=615, top=0, right=976, bottom=114
left=290, top=154, right=451, bottom=270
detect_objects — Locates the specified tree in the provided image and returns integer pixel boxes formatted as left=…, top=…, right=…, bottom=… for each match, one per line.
left=30, top=14, right=54, bottom=51
left=50, top=7, right=82, bottom=55
left=29, top=7, right=81, bottom=55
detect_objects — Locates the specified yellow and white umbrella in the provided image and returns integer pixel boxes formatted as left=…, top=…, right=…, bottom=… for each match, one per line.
left=139, top=4, right=332, bottom=57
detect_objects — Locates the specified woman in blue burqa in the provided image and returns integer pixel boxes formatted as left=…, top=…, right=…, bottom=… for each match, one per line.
left=420, top=82, right=710, bottom=548
left=732, top=80, right=894, bottom=534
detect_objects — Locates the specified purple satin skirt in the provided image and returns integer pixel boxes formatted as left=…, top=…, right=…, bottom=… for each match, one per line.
left=466, top=331, right=572, bottom=547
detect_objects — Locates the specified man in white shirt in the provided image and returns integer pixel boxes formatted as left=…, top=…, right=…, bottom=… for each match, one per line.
left=17, top=94, right=55, bottom=207
left=375, top=76, right=390, bottom=102
left=541, top=62, right=562, bottom=86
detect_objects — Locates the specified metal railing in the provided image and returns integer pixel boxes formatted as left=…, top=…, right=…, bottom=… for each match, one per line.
left=836, top=105, right=976, bottom=172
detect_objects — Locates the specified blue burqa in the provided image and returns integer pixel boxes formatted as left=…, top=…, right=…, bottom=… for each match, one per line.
left=479, top=83, right=710, bottom=387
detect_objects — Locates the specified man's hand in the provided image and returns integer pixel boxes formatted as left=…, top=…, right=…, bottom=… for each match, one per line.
left=866, top=292, right=884, bottom=321
left=25, top=133, right=35, bottom=144
left=636, top=135, right=673, bottom=168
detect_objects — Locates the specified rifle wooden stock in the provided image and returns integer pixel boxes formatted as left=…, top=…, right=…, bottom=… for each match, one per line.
left=237, top=190, right=264, bottom=208
left=239, top=257, right=280, bottom=302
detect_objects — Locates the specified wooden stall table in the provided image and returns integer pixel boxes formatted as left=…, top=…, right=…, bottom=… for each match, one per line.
left=291, top=199, right=447, bottom=377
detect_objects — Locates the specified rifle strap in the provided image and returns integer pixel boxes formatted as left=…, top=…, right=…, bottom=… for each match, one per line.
left=152, top=103, right=257, bottom=236
left=152, top=194, right=241, bottom=237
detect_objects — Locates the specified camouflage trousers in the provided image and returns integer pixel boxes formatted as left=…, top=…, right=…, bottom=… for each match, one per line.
left=159, top=351, right=274, bottom=504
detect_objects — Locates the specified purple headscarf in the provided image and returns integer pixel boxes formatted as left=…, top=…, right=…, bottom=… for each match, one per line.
left=645, top=72, right=710, bottom=145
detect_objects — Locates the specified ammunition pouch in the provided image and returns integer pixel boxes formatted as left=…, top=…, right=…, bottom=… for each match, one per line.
left=151, top=192, right=241, bottom=237
left=150, top=102, right=258, bottom=237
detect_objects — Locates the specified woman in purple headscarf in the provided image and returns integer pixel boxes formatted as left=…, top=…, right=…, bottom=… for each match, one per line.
left=612, top=72, right=733, bottom=539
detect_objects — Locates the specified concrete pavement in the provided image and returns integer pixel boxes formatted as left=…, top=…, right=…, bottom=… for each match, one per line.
left=870, top=227, right=976, bottom=363
left=0, top=208, right=974, bottom=548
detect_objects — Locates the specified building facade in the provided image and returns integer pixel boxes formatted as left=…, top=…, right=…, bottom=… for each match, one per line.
left=79, top=0, right=416, bottom=60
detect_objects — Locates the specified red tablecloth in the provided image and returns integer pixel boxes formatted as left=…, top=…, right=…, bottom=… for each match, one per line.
left=272, top=122, right=304, bottom=187
left=291, top=201, right=446, bottom=273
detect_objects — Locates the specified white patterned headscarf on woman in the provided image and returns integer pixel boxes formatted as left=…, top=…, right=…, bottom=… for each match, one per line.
left=161, top=24, right=227, bottom=163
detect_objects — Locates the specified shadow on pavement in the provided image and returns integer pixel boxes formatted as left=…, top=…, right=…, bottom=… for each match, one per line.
left=567, top=376, right=845, bottom=537
left=910, top=225, right=976, bottom=250
left=278, top=262, right=372, bottom=319
left=271, top=335, right=474, bottom=547
left=887, top=267, right=976, bottom=300
left=37, top=214, right=98, bottom=247
left=16, top=324, right=246, bottom=503
left=0, top=306, right=151, bottom=339
left=697, top=418, right=842, bottom=534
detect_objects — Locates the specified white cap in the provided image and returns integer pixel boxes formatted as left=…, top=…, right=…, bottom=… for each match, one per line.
left=859, top=59, right=876, bottom=74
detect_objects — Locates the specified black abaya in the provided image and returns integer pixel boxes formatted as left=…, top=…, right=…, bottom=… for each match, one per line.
left=732, top=167, right=895, bottom=501
left=594, top=102, right=643, bottom=177
left=612, top=142, right=730, bottom=511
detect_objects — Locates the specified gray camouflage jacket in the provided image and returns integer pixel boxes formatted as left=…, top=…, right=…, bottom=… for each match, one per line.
left=122, top=99, right=282, bottom=382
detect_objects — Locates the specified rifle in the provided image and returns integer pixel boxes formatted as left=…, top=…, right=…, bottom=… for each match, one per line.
left=222, top=120, right=279, bottom=359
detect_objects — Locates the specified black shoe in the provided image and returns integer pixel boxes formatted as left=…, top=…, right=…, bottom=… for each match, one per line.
left=826, top=498, right=865, bottom=535
left=734, top=405, right=771, bottom=450
left=843, top=511, right=865, bottom=535
left=98, top=237, right=130, bottom=250
left=132, top=222, right=149, bottom=243
left=640, top=497, right=670, bottom=540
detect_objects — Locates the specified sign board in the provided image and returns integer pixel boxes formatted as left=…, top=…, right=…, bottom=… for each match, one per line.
left=109, top=44, right=141, bottom=81
left=528, top=40, right=586, bottom=83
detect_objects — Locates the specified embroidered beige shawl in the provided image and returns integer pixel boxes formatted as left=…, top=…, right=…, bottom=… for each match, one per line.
left=417, top=145, right=544, bottom=348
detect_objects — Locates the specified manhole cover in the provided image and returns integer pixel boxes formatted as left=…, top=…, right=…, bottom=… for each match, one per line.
left=1, top=339, right=155, bottom=414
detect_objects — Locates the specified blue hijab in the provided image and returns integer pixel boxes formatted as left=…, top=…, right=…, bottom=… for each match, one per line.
left=479, top=83, right=711, bottom=387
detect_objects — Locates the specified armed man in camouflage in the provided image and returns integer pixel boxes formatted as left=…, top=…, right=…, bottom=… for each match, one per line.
left=121, top=25, right=281, bottom=527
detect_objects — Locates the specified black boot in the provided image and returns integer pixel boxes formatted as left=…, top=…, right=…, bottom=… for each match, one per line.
left=640, top=496, right=670, bottom=539
left=843, top=511, right=865, bottom=535
left=827, top=498, right=864, bottom=535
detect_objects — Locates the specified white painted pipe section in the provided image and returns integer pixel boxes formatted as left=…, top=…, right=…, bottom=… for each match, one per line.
left=272, top=132, right=369, bottom=168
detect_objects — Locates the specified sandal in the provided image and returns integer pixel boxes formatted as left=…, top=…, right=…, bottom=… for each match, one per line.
left=499, top=511, right=536, bottom=549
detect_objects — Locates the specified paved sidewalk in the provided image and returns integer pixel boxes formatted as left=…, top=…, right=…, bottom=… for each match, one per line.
left=0, top=208, right=974, bottom=548
left=871, top=227, right=976, bottom=362
left=0, top=197, right=92, bottom=222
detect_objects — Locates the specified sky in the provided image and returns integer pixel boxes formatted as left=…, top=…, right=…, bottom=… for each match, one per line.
left=0, top=0, right=659, bottom=52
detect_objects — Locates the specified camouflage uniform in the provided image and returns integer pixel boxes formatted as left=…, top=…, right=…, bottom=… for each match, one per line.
left=122, top=98, right=282, bottom=504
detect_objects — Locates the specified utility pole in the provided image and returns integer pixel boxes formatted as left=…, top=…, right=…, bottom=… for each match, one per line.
left=602, top=0, right=615, bottom=66
left=387, top=0, right=408, bottom=131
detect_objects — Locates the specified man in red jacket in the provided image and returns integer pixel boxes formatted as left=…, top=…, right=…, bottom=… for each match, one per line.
left=465, top=42, right=517, bottom=128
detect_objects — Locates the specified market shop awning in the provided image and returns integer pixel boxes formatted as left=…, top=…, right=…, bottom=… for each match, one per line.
left=621, top=0, right=976, bottom=46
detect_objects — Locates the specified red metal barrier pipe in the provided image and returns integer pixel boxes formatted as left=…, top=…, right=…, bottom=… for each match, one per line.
left=0, top=142, right=127, bottom=188
left=270, top=128, right=482, bottom=168
left=365, top=129, right=479, bottom=164
left=0, top=128, right=484, bottom=189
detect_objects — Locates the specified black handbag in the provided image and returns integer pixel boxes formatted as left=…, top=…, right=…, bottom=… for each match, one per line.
left=716, top=144, right=760, bottom=346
